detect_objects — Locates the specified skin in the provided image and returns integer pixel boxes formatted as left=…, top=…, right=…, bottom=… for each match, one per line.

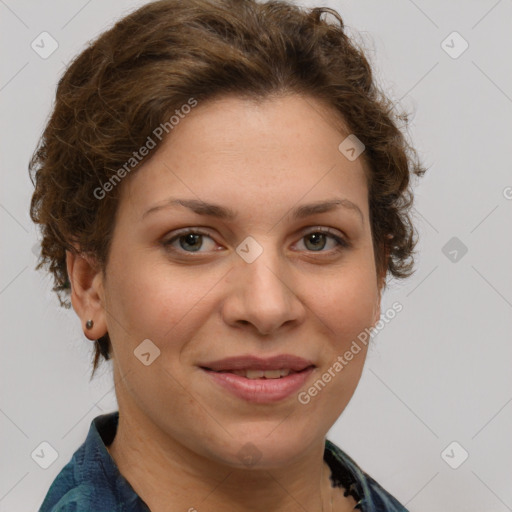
left=66, top=94, right=386, bottom=512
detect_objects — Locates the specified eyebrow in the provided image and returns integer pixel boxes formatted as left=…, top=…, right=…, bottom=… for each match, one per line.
left=141, top=197, right=364, bottom=223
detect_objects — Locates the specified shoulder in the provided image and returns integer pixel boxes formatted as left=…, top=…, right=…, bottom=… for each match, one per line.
left=38, top=412, right=149, bottom=512
left=37, top=446, right=119, bottom=512
left=39, top=481, right=117, bottom=512
left=324, top=439, right=409, bottom=512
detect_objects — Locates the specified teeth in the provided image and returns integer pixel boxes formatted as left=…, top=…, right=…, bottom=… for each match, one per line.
left=230, top=369, right=294, bottom=379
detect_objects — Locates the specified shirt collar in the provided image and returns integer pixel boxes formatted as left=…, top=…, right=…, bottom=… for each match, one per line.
left=80, top=411, right=150, bottom=510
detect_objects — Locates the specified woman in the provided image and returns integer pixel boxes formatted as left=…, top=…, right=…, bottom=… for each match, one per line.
left=30, top=0, right=426, bottom=510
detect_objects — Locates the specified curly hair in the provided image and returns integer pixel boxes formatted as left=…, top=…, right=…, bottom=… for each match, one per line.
left=29, top=0, right=427, bottom=380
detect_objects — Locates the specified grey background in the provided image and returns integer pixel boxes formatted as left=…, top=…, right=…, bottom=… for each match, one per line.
left=1, top=0, right=511, bottom=510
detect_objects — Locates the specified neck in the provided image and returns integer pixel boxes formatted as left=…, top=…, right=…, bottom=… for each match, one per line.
left=107, top=409, right=336, bottom=512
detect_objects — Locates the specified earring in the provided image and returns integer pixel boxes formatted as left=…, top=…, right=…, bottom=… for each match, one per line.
left=85, top=319, right=94, bottom=329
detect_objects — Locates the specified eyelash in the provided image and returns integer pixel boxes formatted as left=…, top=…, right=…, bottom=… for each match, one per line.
left=161, top=227, right=350, bottom=256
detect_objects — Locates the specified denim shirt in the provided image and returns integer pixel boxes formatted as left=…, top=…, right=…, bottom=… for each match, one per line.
left=38, top=411, right=409, bottom=512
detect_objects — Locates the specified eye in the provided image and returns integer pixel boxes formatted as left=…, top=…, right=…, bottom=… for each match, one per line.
left=162, top=229, right=218, bottom=253
left=161, top=227, right=350, bottom=256
left=294, top=228, right=350, bottom=253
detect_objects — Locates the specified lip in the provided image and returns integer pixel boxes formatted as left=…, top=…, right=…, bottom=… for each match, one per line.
left=201, top=366, right=316, bottom=403
left=198, top=354, right=316, bottom=372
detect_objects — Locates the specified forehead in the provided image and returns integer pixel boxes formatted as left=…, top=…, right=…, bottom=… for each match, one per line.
left=119, top=94, right=370, bottom=223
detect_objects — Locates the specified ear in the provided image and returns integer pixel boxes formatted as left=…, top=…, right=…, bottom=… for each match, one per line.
left=65, top=249, right=108, bottom=340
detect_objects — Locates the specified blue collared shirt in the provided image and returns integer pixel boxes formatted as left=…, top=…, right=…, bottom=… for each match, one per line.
left=38, top=411, right=409, bottom=511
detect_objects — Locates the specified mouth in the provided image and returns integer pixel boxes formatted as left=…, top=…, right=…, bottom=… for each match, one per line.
left=197, top=354, right=317, bottom=403
left=198, top=354, right=316, bottom=373
left=200, top=366, right=315, bottom=379
left=199, top=364, right=316, bottom=403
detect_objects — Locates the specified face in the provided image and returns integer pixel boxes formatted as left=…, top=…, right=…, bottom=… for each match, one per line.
left=81, top=94, right=383, bottom=468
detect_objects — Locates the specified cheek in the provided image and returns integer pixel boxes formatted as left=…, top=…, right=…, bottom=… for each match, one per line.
left=313, top=264, right=379, bottom=343
left=105, top=251, right=219, bottom=347
left=313, top=270, right=376, bottom=409
left=103, top=249, right=169, bottom=346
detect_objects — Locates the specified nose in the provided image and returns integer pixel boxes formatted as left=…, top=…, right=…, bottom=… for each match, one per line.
left=221, top=245, right=306, bottom=336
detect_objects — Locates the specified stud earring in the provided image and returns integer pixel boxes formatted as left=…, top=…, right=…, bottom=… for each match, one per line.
left=85, top=319, right=94, bottom=329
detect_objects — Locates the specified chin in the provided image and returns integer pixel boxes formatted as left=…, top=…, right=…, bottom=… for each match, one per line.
left=209, top=428, right=318, bottom=470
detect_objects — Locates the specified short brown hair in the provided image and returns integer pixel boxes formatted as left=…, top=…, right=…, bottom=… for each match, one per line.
left=29, top=0, right=427, bottom=379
